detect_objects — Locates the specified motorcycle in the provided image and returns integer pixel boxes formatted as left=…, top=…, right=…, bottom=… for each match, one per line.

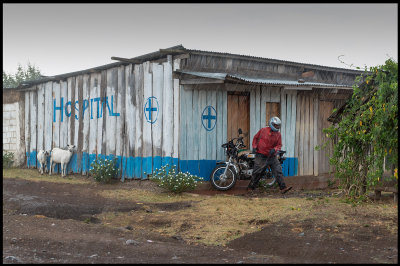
left=210, top=128, right=286, bottom=191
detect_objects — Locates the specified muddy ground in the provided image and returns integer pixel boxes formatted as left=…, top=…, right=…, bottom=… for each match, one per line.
left=3, top=174, right=398, bottom=264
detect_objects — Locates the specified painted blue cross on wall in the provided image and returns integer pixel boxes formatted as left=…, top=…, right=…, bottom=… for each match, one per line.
left=202, top=106, right=217, bottom=131
left=144, top=96, right=159, bottom=124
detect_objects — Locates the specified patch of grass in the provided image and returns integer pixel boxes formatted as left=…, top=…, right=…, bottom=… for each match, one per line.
left=5, top=168, right=397, bottom=247
left=98, top=193, right=398, bottom=247
left=99, top=195, right=321, bottom=246
left=3, top=168, right=91, bottom=185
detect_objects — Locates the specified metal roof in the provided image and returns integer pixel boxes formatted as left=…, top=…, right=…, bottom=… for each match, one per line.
left=175, top=70, right=354, bottom=89
left=16, top=44, right=362, bottom=90
left=185, top=48, right=364, bottom=75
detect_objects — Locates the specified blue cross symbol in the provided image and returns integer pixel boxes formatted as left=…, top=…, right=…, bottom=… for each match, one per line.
left=202, top=106, right=217, bottom=131
left=144, top=97, right=159, bottom=124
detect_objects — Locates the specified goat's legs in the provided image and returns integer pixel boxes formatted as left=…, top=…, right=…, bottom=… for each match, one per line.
left=49, top=161, right=53, bottom=175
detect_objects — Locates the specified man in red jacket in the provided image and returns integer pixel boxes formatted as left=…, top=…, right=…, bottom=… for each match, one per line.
left=248, top=116, right=292, bottom=194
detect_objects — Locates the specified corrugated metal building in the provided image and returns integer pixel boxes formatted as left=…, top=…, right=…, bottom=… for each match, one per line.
left=16, top=45, right=364, bottom=180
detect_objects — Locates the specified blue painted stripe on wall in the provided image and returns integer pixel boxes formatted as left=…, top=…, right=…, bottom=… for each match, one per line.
left=185, top=160, right=197, bottom=176
left=288, top=158, right=295, bottom=176
left=134, top=157, right=142, bottom=179
left=282, top=158, right=298, bottom=177
left=29, top=151, right=37, bottom=168
left=142, top=157, right=152, bottom=178
left=179, top=159, right=188, bottom=174
left=121, top=156, right=127, bottom=180
left=46, top=156, right=51, bottom=173
left=282, top=159, right=289, bottom=176
left=70, top=153, right=78, bottom=173
left=153, top=156, right=162, bottom=172
left=127, top=157, right=135, bottom=178
left=199, top=160, right=217, bottom=181
left=162, top=157, right=173, bottom=168
left=89, top=154, right=97, bottom=172
left=116, top=155, right=122, bottom=171
left=172, top=158, right=179, bottom=169
left=25, top=151, right=300, bottom=180
left=82, top=152, right=89, bottom=174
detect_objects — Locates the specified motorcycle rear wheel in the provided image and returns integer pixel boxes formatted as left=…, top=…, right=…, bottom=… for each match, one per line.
left=261, top=175, right=276, bottom=187
left=210, top=165, right=237, bottom=191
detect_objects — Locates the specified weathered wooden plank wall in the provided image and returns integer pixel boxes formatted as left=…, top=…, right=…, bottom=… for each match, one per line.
left=179, top=84, right=300, bottom=179
left=317, top=100, right=334, bottom=174
left=280, top=89, right=297, bottom=176
left=179, top=84, right=225, bottom=179
left=37, top=83, right=45, bottom=156
left=23, top=53, right=343, bottom=180
left=152, top=62, right=163, bottom=172
left=81, top=74, right=90, bottom=174
left=29, top=90, right=37, bottom=167
left=124, top=64, right=135, bottom=178
left=24, top=91, right=30, bottom=166
left=44, top=82, right=53, bottom=161
left=23, top=57, right=181, bottom=179
left=60, top=81, right=68, bottom=151
left=134, top=64, right=143, bottom=178
left=66, top=77, right=74, bottom=174
left=88, top=73, right=99, bottom=174
left=52, top=82, right=61, bottom=172
left=162, top=56, right=174, bottom=167
left=293, top=92, right=335, bottom=176
left=173, top=59, right=181, bottom=167
left=116, top=66, right=125, bottom=176
left=142, top=61, right=153, bottom=176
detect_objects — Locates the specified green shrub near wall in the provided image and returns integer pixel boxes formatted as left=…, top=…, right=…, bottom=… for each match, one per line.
left=3, top=150, right=14, bottom=168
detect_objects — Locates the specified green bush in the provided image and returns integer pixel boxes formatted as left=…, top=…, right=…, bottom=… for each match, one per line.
left=3, top=150, right=14, bottom=168
left=89, top=157, right=119, bottom=183
left=149, top=164, right=203, bottom=193
left=320, top=59, right=398, bottom=198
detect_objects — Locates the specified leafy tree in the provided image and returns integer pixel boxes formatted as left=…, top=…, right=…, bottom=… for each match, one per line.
left=319, top=59, right=398, bottom=199
left=3, top=62, right=42, bottom=88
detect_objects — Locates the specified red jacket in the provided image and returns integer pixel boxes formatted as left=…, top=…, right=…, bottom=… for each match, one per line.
left=252, top=127, right=282, bottom=156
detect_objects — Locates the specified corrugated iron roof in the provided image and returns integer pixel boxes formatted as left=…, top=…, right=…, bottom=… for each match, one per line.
left=176, top=70, right=353, bottom=88
left=17, top=44, right=362, bottom=89
left=184, top=47, right=365, bottom=74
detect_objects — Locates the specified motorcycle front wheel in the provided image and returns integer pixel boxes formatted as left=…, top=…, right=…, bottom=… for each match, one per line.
left=210, top=165, right=237, bottom=191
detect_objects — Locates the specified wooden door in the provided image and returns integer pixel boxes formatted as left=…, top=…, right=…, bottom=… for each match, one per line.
left=227, top=92, right=250, bottom=148
left=266, top=102, right=280, bottom=126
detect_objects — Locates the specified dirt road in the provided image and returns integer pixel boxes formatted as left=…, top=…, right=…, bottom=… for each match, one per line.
left=3, top=174, right=398, bottom=264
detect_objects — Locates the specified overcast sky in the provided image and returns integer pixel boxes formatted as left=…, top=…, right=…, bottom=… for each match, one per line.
left=3, top=3, right=398, bottom=76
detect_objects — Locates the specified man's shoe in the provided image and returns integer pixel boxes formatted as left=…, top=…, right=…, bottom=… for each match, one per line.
left=280, top=186, right=292, bottom=194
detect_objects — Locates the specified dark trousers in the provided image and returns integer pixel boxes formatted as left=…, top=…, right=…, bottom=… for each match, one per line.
left=249, top=153, right=286, bottom=190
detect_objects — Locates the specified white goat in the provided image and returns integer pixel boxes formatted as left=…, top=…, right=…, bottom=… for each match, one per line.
left=49, top=144, right=76, bottom=177
left=37, top=150, right=50, bottom=174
